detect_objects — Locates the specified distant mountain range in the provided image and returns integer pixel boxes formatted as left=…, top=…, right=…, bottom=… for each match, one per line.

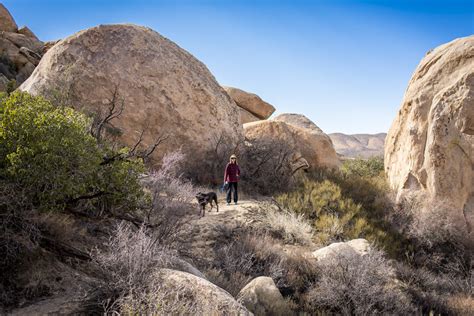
left=329, top=133, right=386, bottom=158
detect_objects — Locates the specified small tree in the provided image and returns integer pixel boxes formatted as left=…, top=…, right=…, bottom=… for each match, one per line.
left=0, top=91, right=144, bottom=213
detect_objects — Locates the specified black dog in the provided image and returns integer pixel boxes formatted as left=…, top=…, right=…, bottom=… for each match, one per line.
left=195, top=192, right=219, bottom=217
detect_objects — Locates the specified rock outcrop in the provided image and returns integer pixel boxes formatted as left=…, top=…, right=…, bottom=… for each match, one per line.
left=385, top=36, right=474, bottom=227
left=243, top=113, right=339, bottom=170
left=0, top=4, right=44, bottom=90
left=329, top=133, right=386, bottom=158
left=237, top=276, right=291, bottom=316
left=224, top=86, right=275, bottom=122
left=157, top=269, right=251, bottom=315
left=20, top=24, right=243, bottom=164
left=0, top=4, right=17, bottom=32
left=312, top=238, right=371, bottom=261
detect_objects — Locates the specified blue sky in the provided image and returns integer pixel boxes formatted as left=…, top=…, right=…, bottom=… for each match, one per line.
left=4, top=0, right=473, bottom=133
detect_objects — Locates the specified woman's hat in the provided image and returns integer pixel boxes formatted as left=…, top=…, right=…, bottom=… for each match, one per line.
left=230, top=154, right=237, bottom=159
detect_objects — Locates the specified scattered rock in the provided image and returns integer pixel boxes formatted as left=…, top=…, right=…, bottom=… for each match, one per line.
left=224, top=86, right=275, bottom=119
left=20, top=24, right=243, bottom=165
left=312, top=238, right=371, bottom=261
left=244, top=114, right=340, bottom=170
left=385, top=35, right=474, bottom=228
left=157, top=269, right=251, bottom=315
left=0, top=4, right=18, bottom=32
left=237, top=276, right=291, bottom=316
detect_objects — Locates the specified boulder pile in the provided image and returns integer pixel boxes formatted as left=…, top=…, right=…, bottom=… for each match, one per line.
left=0, top=4, right=44, bottom=91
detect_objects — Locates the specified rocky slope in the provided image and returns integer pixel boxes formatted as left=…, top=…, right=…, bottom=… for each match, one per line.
left=385, top=35, right=474, bottom=229
left=20, top=24, right=243, bottom=165
left=329, top=133, right=386, bottom=158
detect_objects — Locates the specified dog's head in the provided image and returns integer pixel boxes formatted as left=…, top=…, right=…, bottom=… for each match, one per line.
left=195, top=192, right=207, bottom=204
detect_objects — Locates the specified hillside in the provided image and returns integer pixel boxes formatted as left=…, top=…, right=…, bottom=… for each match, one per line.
left=329, top=133, right=386, bottom=158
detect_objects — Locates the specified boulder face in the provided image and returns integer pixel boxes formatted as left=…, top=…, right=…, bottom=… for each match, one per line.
left=273, top=113, right=324, bottom=133
left=245, top=113, right=340, bottom=169
left=312, top=239, right=371, bottom=261
left=20, top=24, right=243, bottom=164
left=224, top=86, right=275, bottom=120
left=157, top=269, right=250, bottom=315
left=385, top=36, right=474, bottom=225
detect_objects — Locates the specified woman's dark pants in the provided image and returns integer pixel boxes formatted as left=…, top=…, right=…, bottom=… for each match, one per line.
left=226, top=182, right=238, bottom=203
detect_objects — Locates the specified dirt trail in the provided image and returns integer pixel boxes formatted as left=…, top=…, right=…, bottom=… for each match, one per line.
left=186, top=195, right=268, bottom=263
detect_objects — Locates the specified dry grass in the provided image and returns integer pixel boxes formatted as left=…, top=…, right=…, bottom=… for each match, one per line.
left=262, top=208, right=313, bottom=245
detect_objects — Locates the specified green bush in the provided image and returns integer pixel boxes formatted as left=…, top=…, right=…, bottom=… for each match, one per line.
left=340, top=156, right=384, bottom=178
left=277, top=160, right=406, bottom=256
left=0, top=91, right=144, bottom=212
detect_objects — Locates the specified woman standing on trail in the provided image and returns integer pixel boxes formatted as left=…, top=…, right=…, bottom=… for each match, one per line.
left=224, top=154, right=240, bottom=205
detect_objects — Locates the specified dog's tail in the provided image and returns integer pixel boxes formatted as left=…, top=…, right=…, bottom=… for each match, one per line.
left=214, top=194, right=219, bottom=212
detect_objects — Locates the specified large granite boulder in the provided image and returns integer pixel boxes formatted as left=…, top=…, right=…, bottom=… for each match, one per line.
left=385, top=36, right=474, bottom=229
left=244, top=113, right=340, bottom=170
left=237, top=276, right=291, bottom=316
left=224, top=86, right=275, bottom=120
left=157, top=269, right=251, bottom=315
left=20, top=24, right=243, bottom=164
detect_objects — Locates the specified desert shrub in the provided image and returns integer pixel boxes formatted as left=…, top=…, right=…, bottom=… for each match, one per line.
left=305, top=248, right=416, bottom=315
left=238, top=137, right=296, bottom=196
left=341, top=156, right=384, bottom=178
left=399, top=193, right=472, bottom=250
left=394, top=261, right=473, bottom=315
left=181, top=134, right=296, bottom=195
left=260, top=206, right=314, bottom=245
left=286, top=159, right=406, bottom=257
left=139, top=150, right=196, bottom=246
left=0, top=91, right=144, bottom=213
left=276, top=178, right=389, bottom=245
left=89, top=222, right=194, bottom=314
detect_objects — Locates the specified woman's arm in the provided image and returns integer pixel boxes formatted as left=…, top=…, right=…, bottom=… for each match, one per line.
left=224, top=163, right=229, bottom=182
